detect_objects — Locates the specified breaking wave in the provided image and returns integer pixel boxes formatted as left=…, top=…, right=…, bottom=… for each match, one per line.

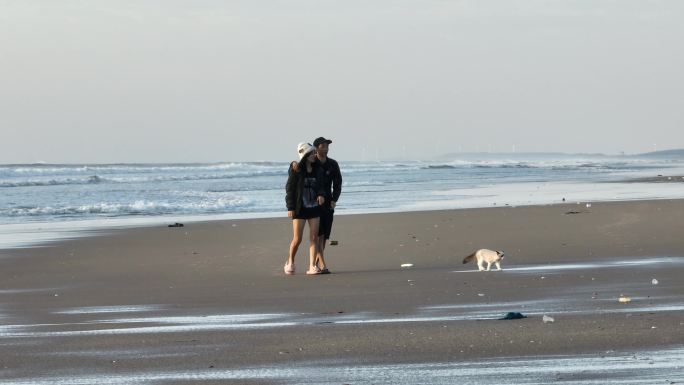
left=1, top=197, right=253, bottom=217
left=0, top=171, right=286, bottom=188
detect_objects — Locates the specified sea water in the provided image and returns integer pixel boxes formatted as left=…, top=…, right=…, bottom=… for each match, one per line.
left=1, top=154, right=683, bottom=248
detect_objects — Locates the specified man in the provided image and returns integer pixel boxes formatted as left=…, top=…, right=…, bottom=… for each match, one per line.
left=291, top=136, right=342, bottom=274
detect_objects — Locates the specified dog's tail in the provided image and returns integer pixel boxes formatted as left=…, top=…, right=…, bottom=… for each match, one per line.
left=462, top=251, right=476, bottom=264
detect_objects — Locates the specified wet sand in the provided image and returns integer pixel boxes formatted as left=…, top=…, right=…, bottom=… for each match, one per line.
left=1, top=200, right=683, bottom=384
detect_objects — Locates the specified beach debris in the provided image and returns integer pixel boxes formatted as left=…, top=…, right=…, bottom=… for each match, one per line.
left=586, top=203, right=592, bottom=208
left=168, top=222, right=184, bottom=227
left=564, top=210, right=582, bottom=215
left=499, top=312, right=526, bottom=320
left=542, top=315, right=555, bottom=323
left=651, top=278, right=659, bottom=285
left=592, top=292, right=599, bottom=299
left=329, top=240, right=339, bottom=246
left=618, top=295, right=632, bottom=303
left=400, top=263, right=414, bottom=268
left=477, top=293, right=486, bottom=297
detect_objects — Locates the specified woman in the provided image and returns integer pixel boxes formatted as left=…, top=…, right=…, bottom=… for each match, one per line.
left=284, top=142, right=326, bottom=275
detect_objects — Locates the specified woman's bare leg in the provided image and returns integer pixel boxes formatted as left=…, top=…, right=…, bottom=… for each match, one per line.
left=307, top=218, right=320, bottom=271
left=288, top=219, right=305, bottom=266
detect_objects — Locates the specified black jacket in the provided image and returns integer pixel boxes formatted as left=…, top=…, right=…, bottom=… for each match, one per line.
left=317, top=157, right=342, bottom=205
left=285, top=162, right=326, bottom=215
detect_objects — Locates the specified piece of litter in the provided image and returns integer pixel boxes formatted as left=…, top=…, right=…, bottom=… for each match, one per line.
left=618, top=296, right=631, bottom=303
left=477, top=293, right=485, bottom=297
left=499, top=312, right=526, bottom=320
left=586, top=203, right=592, bottom=208
left=400, top=263, right=414, bottom=268
left=542, top=315, right=555, bottom=323
left=329, top=240, right=339, bottom=246
left=651, top=279, right=658, bottom=285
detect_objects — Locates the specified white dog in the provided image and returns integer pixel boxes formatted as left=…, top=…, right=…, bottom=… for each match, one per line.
left=462, top=249, right=504, bottom=271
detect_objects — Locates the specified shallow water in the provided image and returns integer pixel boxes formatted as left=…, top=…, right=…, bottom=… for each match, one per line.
left=2, top=348, right=683, bottom=384
left=451, top=256, right=684, bottom=274
left=2, top=298, right=682, bottom=339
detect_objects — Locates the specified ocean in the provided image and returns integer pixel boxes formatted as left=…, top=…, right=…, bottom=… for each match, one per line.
left=1, top=154, right=683, bottom=248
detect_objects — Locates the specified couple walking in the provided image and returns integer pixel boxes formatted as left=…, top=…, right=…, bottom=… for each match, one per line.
left=284, top=137, right=342, bottom=275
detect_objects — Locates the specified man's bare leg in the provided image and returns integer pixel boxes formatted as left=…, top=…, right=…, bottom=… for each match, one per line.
left=316, top=237, right=327, bottom=270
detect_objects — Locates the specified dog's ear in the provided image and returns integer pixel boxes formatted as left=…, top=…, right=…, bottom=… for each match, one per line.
left=497, top=250, right=504, bottom=256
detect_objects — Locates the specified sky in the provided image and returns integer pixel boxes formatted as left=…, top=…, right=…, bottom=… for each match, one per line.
left=1, top=0, right=683, bottom=163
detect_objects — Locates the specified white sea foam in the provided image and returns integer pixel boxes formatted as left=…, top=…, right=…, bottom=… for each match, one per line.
left=0, top=197, right=252, bottom=217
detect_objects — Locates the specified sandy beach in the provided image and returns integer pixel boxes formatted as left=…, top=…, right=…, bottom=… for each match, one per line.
left=1, top=200, right=683, bottom=384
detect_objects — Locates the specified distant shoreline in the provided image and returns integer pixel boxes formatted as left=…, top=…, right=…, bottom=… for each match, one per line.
left=3, top=196, right=684, bottom=251
left=2, top=157, right=684, bottom=249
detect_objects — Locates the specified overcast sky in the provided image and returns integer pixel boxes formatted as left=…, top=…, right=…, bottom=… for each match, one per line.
left=1, top=0, right=683, bottom=163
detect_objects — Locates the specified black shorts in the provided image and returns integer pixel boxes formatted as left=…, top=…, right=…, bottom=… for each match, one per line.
left=292, top=206, right=320, bottom=220
left=318, top=207, right=334, bottom=239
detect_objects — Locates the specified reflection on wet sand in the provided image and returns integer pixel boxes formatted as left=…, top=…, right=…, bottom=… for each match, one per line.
left=2, top=348, right=683, bottom=384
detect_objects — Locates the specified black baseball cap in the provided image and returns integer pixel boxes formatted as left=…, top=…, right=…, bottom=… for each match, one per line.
left=313, top=137, right=333, bottom=147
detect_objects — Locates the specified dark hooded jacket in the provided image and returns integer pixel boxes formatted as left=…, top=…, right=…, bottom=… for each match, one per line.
left=285, top=160, right=326, bottom=215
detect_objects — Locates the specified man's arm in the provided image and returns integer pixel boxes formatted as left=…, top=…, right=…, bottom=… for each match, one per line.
left=331, top=160, right=342, bottom=205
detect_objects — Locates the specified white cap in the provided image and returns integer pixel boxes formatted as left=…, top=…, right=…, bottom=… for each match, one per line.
left=297, top=142, right=315, bottom=160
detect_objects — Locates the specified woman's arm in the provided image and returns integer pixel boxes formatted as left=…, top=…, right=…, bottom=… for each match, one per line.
left=285, top=164, right=298, bottom=211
